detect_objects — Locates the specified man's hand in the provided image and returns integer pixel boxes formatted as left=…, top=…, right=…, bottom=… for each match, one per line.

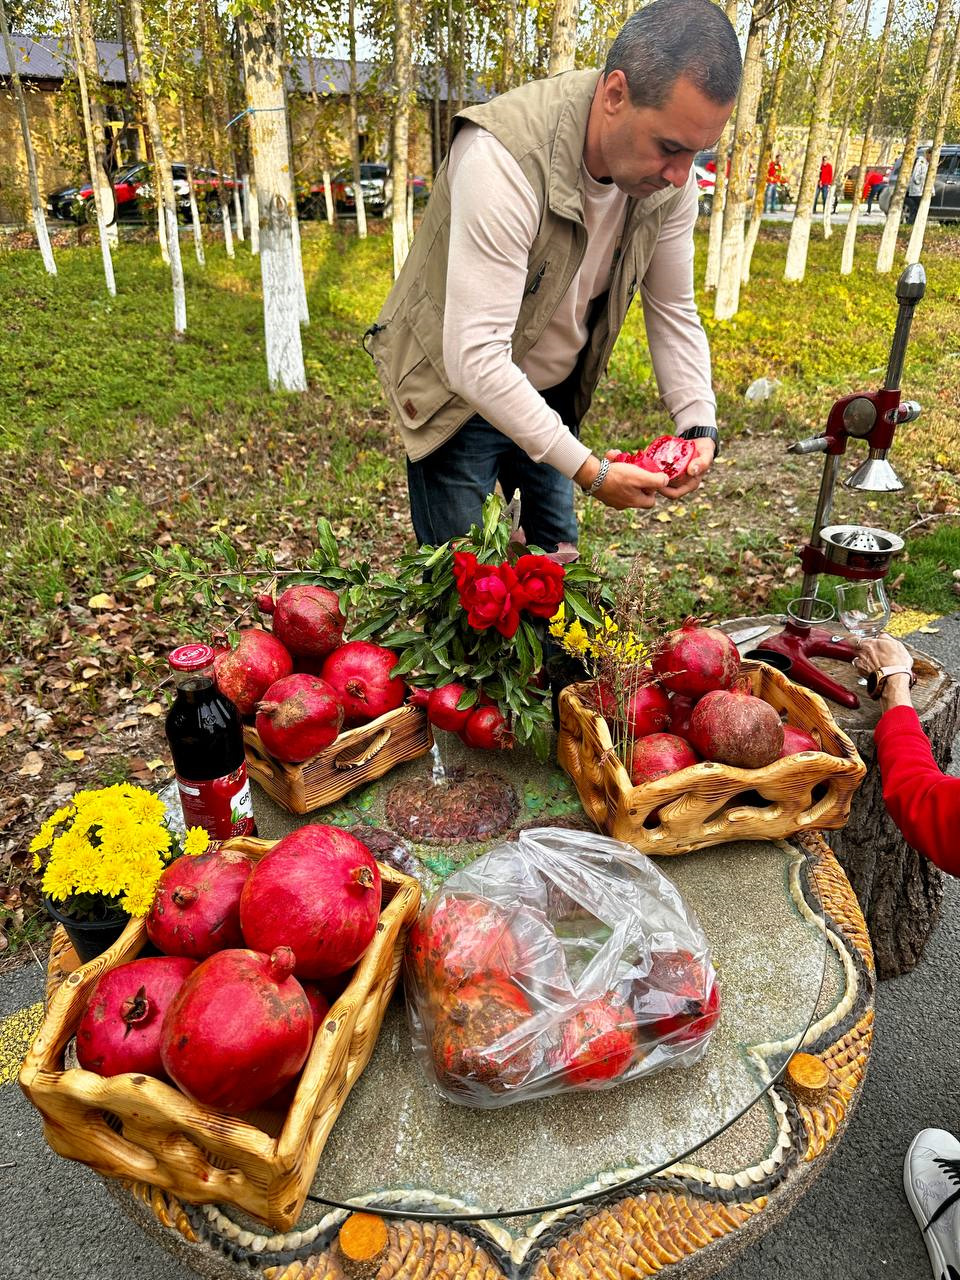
left=661, top=438, right=717, bottom=499
left=575, top=455, right=670, bottom=509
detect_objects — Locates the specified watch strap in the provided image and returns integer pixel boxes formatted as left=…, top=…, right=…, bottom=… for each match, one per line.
left=677, top=424, right=721, bottom=457
left=865, top=665, right=918, bottom=700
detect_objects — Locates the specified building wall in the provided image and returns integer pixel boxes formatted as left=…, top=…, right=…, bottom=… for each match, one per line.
left=0, top=82, right=83, bottom=221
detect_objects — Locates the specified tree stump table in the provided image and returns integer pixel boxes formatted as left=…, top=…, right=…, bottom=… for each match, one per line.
left=722, top=615, right=960, bottom=979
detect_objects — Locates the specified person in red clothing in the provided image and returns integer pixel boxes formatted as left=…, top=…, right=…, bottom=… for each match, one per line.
left=813, top=154, right=833, bottom=213
left=863, top=166, right=885, bottom=214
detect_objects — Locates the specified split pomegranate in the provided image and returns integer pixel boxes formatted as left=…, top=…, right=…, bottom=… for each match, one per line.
left=626, top=950, right=721, bottom=1044
left=460, top=705, right=514, bottom=750
left=240, top=824, right=381, bottom=979
left=213, top=628, right=293, bottom=717
left=628, top=733, right=700, bottom=786
left=431, top=975, right=535, bottom=1095
left=146, top=847, right=255, bottom=959
left=160, top=946, right=312, bottom=1113
left=76, top=956, right=197, bottom=1079
left=407, top=895, right=520, bottom=995
left=779, top=725, right=821, bottom=757
left=689, top=686, right=784, bottom=768
left=651, top=620, right=740, bottom=697
left=426, top=682, right=474, bottom=733
left=557, top=993, right=639, bottom=1087
left=254, top=673, right=344, bottom=762
left=637, top=435, right=696, bottom=479
left=265, top=584, right=346, bottom=661
left=320, top=641, right=407, bottom=726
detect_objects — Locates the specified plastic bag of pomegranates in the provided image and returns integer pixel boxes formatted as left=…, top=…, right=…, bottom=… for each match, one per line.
left=403, top=827, right=719, bottom=1108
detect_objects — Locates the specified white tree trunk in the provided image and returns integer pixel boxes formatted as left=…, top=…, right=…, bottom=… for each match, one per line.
left=784, top=0, right=848, bottom=282
left=240, top=5, right=306, bottom=391
left=705, top=0, right=738, bottom=290
left=348, top=0, right=367, bottom=240
left=906, top=8, right=960, bottom=265
left=322, top=166, right=335, bottom=226
left=0, top=0, right=56, bottom=273
left=68, top=0, right=115, bottom=294
left=233, top=184, right=245, bottom=242
left=291, top=207, right=309, bottom=325
left=128, top=0, right=186, bottom=334
left=743, top=8, right=792, bottom=285
left=76, top=0, right=117, bottom=247
left=549, top=0, right=578, bottom=74
left=222, top=202, right=235, bottom=257
left=180, top=105, right=205, bottom=267
left=841, top=0, right=896, bottom=275
left=877, top=0, right=952, bottom=272
left=391, top=0, right=414, bottom=276
left=248, top=171, right=260, bottom=253
left=824, top=0, right=871, bottom=243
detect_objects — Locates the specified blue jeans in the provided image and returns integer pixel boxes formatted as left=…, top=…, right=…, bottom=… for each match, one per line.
left=406, top=413, right=580, bottom=552
left=813, top=183, right=831, bottom=213
left=763, top=183, right=778, bottom=213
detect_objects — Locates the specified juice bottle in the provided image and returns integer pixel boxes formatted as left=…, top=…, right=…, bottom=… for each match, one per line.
left=165, top=643, right=257, bottom=840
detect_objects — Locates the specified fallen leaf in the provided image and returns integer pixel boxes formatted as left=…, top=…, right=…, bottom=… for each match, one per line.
left=134, top=574, right=156, bottom=589
left=63, top=749, right=85, bottom=762
left=145, top=759, right=166, bottom=771
left=87, top=593, right=115, bottom=609
left=81, top=667, right=99, bottom=679
left=18, top=752, right=44, bottom=777
left=114, top=718, right=139, bottom=731
left=141, top=703, right=164, bottom=717
left=0, top=723, right=14, bottom=737
left=655, top=511, right=672, bottom=523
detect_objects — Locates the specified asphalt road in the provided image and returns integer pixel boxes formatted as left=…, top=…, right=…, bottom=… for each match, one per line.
left=3, top=615, right=958, bottom=1280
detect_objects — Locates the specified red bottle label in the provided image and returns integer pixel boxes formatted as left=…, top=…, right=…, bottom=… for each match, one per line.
left=175, top=763, right=256, bottom=840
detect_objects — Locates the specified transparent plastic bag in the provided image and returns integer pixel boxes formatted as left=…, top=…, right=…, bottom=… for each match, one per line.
left=404, top=827, right=720, bottom=1108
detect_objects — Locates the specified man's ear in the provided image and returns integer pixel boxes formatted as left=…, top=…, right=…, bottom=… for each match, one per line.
left=602, top=69, right=630, bottom=116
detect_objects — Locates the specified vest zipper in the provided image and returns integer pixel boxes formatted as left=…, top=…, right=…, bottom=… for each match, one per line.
left=526, top=261, right=549, bottom=295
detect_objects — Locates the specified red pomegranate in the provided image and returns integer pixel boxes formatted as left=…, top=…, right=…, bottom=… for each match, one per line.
left=320, top=641, right=407, bottom=726
left=590, top=674, right=670, bottom=739
left=460, top=705, right=514, bottom=750
left=780, top=725, right=821, bottom=757
left=636, top=435, right=696, bottom=480
left=667, top=692, right=698, bottom=741
left=160, top=946, right=312, bottom=1113
left=557, top=994, right=639, bottom=1087
left=407, top=895, right=520, bottom=996
left=146, top=848, right=255, bottom=959
left=626, top=950, right=721, bottom=1045
left=266, top=584, right=346, bottom=661
left=431, top=975, right=535, bottom=1095
left=651, top=620, right=740, bottom=697
left=240, top=825, right=381, bottom=979
left=689, top=687, right=784, bottom=768
left=254, top=673, right=344, bottom=762
left=265, top=980, right=331, bottom=1109
left=426, top=682, right=473, bottom=733
left=76, top=956, right=197, bottom=1079
left=214, top=629, right=293, bottom=717
left=628, top=733, right=700, bottom=786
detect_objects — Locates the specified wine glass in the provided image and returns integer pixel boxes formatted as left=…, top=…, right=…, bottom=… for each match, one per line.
left=835, top=580, right=891, bottom=641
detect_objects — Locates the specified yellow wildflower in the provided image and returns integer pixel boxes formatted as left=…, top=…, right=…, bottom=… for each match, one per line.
left=548, top=603, right=566, bottom=639
left=562, top=619, right=591, bottom=656
left=182, top=827, right=210, bottom=856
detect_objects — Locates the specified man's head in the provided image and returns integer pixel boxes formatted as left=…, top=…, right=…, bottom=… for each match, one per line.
left=590, top=0, right=741, bottom=199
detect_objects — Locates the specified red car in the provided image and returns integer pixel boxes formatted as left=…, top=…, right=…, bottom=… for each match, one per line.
left=46, top=162, right=237, bottom=224
left=297, top=164, right=428, bottom=219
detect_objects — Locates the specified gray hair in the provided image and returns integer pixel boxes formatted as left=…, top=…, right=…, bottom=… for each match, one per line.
left=604, top=0, right=742, bottom=109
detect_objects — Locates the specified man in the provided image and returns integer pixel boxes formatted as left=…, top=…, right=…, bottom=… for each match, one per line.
left=365, top=0, right=741, bottom=553
left=813, top=154, right=833, bottom=213
left=904, top=148, right=930, bottom=225
left=864, top=166, right=884, bottom=215
left=764, top=151, right=783, bottom=213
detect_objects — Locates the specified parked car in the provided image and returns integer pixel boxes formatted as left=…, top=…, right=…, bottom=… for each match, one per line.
left=878, top=144, right=960, bottom=221
left=694, top=163, right=715, bottom=215
left=46, top=162, right=236, bottom=225
left=298, top=164, right=429, bottom=219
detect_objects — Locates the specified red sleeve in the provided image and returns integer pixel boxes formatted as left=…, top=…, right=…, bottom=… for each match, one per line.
left=873, top=705, right=960, bottom=874
left=825, top=164, right=834, bottom=184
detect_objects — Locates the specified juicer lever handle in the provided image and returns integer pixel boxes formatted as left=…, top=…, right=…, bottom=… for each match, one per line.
left=787, top=436, right=830, bottom=455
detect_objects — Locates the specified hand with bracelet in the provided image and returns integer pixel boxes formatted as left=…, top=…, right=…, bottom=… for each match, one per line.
left=574, top=426, right=718, bottom=510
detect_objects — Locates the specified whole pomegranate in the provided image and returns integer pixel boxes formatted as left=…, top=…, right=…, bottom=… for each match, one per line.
left=557, top=994, right=639, bottom=1087
left=160, top=946, right=312, bottom=1113
left=146, top=848, right=255, bottom=959
left=431, top=975, right=535, bottom=1096
left=667, top=693, right=698, bottom=741
left=426, top=682, right=473, bottom=733
left=320, top=641, right=407, bottom=726
left=407, top=895, right=520, bottom=996
left=240, top=825, right=381, bottom=979
left=460, top=705, right=514, bottom=750
left=77, top=956, right=197, bottom=1079
left=689, top=687, right=784, bottom=768
left=214, top=629, right=293, bottom=717
left=265, top=980, right=331, bottom=1109
left=780, top=725, right=821, bottom=757
left=651, top=620, right=740, bottom=697
left=628, top=733, right=700, bottom=786
left=264, top=585, right=346, bottom=661
left=625, top=950, right=721, bottom=1045
left=591, top=674, right=670, bottom=739
left=254, top=673, right=344, bottom=762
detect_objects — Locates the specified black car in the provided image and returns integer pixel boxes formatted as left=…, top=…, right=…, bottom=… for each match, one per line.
left=46, top=162, right=234, bottom=224
left=878, top=144, right=960, bottom=221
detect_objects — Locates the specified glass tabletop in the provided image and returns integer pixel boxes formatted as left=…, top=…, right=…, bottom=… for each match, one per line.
left=241, top=738, right=830, bottom=1222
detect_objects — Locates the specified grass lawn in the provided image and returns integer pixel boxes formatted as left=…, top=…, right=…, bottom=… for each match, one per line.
left=0, top=216, right=958, bottom=955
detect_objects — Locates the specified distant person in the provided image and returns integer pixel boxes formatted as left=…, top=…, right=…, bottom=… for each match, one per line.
left=813, top=154, right=833, bottom=213
left=904, top=148, right=930, bottom=225
left=852, top=633, right=960, bottom=1280
left=864, top=167, right=885, bottom=215
left=764, top=152, right=783, bottom=213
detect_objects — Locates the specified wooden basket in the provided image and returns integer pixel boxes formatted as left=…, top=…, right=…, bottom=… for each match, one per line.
left=244, top=704, right=433, bottom=813
left=19, top=836, right=421, bottom=1231
left=557, top=660, right=866, bottom=857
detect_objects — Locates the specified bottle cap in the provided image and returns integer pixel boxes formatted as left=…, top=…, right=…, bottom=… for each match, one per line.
left=169, top=643, right=216, bottom=672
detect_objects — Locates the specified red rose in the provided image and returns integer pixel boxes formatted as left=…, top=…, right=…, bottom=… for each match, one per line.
left=512, top=554, right=566, bottom=618
left=452, top=551, right=480, bottom=594
left=458, top=562, right=521, bottom=638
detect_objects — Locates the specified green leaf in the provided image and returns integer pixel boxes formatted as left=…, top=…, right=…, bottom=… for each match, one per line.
left=564, top=588, right=603, bottom=627
left=316, top=518, right=341, bottom=567
left=456, top=688, right=479, bottom=710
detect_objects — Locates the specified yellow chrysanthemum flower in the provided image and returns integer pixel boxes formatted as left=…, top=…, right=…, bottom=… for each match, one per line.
left=548, top=603, right=566, bottom=638
left=182, top=827, right=210, bottom=857
left=562, top=619, right=591, bottom=656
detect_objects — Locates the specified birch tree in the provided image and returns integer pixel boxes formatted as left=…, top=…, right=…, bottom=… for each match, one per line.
left=0, top=0, right=56, bottom=273
left=239, top=4, right=306, bottom=390
left=840, top=0, right=896, bottom=273
left=348, top=0, right=368, bottom=238
left=876, top=0, right=952, bottom=272
left=906, top=6, right=960, bottom=264
left=200, top=0, right=235, bottom=259
left=783, top=0, right=848, bottom=282
left=67, top=0, right=116, bottom=294
left=704, top=0, right=739, bottom=290
left=180, top=104, right=206, bottom=267
left=391, top=0, right=414, bottom=276
left=742, top=6, right=793, bottom=283
left=74, top=0, right=118, bottom=247
left=821, top=0, right=870, bottom=241
left=714, top=3, right=771, bottom=320
left=549, top=0, right=578, bottom=74
left=128, top=0, right=186, bottom=333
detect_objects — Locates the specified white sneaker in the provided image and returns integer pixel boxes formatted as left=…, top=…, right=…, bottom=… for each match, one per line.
left=904, top=1128, right=960, bottom=1280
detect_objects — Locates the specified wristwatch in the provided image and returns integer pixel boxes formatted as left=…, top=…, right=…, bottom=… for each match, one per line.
left=677, top=425, right=721, bottom=457
left=865, top=665, right=918, bottom=700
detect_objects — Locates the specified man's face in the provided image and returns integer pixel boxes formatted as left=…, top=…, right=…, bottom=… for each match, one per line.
left=594, top=71, right=733, bottom=199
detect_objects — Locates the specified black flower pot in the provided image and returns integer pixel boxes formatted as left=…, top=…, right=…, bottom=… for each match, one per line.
left=43, top=897, right=130, bottom=965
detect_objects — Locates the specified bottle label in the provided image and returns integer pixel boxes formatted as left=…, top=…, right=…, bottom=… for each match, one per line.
left=175, top=763, right=256, bottom=840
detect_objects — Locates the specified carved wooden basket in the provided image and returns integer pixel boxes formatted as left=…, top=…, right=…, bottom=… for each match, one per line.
left=557, top=660, right=866, bottom=857
left=243, top=704, right=433, bottom=813
left=19, top=836, right=421, bottom=1231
